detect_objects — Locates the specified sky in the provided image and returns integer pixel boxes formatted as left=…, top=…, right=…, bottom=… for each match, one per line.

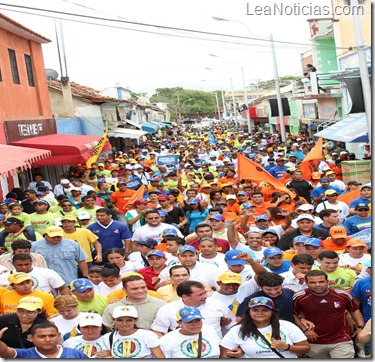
left=0, top=0, right=335, bottom=95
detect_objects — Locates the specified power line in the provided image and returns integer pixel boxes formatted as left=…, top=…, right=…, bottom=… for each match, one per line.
left=0, top=3, right=353, bottom=51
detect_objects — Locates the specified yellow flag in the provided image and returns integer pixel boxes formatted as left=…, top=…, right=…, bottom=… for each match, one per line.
left=86, top=130, right=108, bottom=168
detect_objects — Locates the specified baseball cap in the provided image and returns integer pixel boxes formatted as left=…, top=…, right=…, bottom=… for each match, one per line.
left=60, top=179, right=70, bottom=184
left=361, top=183, right=371, bottom=190
left=209, top=214, right=225, bottom=221
left=325, top=189, right=339, bottom=196
left=136, top=238, right=158, bottom=247
left=178, top=245, right=196, bottom=254
left=346, top=238, right=367, bottom=248
left=147, top=250, right=166, bottom=258
left=97, top=163, right=105, bottom=167
left=224, top=250, right=246, bottom=265
left=256, top=215, right=269, bottom=222
left=45, top=226, right=63, bottom=237
left=218, top=272, right=242, bottom=285
left=293, top=235, right=309, bottom=244
left=0, top=215, right=6, bottom=222
left=113, top=306, right=138, bottom=319
left=304, top=238, right=324, bottom=247
left=325, top=171, right=336, bottom=176
left=311, top=172, right=321, bottom=180
left=296, top=214, right=314, bottom=222
left=297, top=204, right=314, bottom=211
left=157, top=195, right=170, bottom=201
left=162, top=228, right=178, bottom=237
left=156, top=182, right=164, bottom=187
left=79, top=313, right=103, bottom=327
left=4, top=218, right=22, bottom=226
left=70, top=278, right=95, bottom=292
left=176, top=307, right=204, bottom=322
left=319, top=178, right=330, bottom=184
left=241, top=202, right=255, bottom=209
left=37, top=186, right=49, bottom=192
left=76, top=211, right=91, bottom=220
left=61, top=215, right=77, bottom=222
left=355, top=203, right=370, bottom=210
left=133, top=200, right=148, bottom=207
left=347, top=181, right=362, bottom=186
left=248, top=296, right=274, bottom=310
left=16, top=297, right=43, bottom=311
left=226, top=195, right=236, bottom=200
left=263, top=229, right=279, bottom=237
left=201, top=184, right=211, bottom=189
left=329, top=226, right=347, bottom=239
left=8, top=272, right=32, bottom=285
left=237, top=191, right=248, bottom=196
left=188, top=198, right=199, bottom=205
left=263, top=247, right=283, bottom=258
left=71, top=187, right=82, bottom=192
left=34, top=199, right=50, bottom=206
left=340, top=151, right=348, bottom=155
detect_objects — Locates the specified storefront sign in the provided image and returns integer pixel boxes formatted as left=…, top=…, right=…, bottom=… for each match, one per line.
left=4, top=119, right=56, bottom=143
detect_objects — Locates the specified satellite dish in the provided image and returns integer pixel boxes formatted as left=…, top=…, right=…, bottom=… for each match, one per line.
left=45, top=68, right=59, bottom=81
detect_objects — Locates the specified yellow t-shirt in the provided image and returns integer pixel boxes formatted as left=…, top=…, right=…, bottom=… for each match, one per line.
left=63, top=228, right=98, bottom=262
left=7, top=212, right=31, bottom=227
left=0, top=289, right=58, bottom=317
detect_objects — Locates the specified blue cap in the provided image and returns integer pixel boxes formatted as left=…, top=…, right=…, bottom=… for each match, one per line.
left=248, top=296, right=274, bottom=309
left=176, top=307, right=204, bottom=322
left=304, top=238, right=323, bottom=247
left=209, top=214, right=225, bottom=221
left=293, top=235, right=309, bottom=244
left=178, top=245, right=196, bottom=254
left=136, top=238, right=158, bottom=247
left=158, top=210, right=168, bottom=217
left=147, top=250, right=165, bottom=258
left=263, top=247, right=283, bottom=258
left=237, top=191, right=248, bottom=196
left=162, top=228, right=178, bottom=237
left=188, top=198, right=199, bottom=205
left=225, top=250, right=246, bottom=265
left=70, top=278, right=95, bottom=292
left=256, top=215, right=269, bottom=222
left=263, top=229, right=278, bottom=236
left=241, top=202, right=255, bottom=209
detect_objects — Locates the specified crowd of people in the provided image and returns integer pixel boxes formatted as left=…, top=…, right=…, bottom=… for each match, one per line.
left=0, top=125, right=371, bottom=358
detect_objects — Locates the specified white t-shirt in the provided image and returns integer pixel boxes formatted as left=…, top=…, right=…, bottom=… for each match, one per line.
left=233, top=244, right=266, bottom=264
left=119, top=261, right=144, bottom=277
left=127, top=252, right=148, bottom=268
left=199, top=253, right=227, bottom=269
left=132, top=223, right=183, bottom=243
left=0, top=267, right=65, bottom=293
left=159, top=325, right=220, bottom=358
left=280, top=270, right=308, bottom=292
left=339, top=253, right=371, bottom=278
left=315, top=201, right=349, bottom=220
left=50, top=312, right=87, bottom=340
left=164, top=252, right=179, bottom=267
left=209, top=291, right=240, bottom=325
left=102, top=329, right=160, bottom=359
left=236, top=278, right=261, bottom=304
left=221, top=320, right=307, bottom=358
left=97, top=281, right=122, bottom=296
left=151, top=298, right=230, bottom=338
left=63, top=335, right=106, bottom=358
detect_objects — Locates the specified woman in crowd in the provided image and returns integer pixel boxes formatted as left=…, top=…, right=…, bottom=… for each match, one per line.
left=186, top=198, right=209, bottom=234
left=220, top=296, right=310, bottom=358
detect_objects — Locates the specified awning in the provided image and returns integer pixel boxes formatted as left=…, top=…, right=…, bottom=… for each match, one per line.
left=122, top=119, right=142, bottom=129
left=11, top=134, right=112, bottom=166
left=108, top=128, right=147, bottom=139
left=314, top=113, right=368, bottom=143
left=0, top=144, right=51, bottom=177
left=141, top=122, right=159, bottom=133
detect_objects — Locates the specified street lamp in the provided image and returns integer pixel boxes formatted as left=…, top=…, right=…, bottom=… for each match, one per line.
left=213, top=16, right=286, bottom=141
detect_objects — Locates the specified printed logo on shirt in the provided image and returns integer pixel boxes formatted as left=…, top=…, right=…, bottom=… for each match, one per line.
left=320, top=299, right=328, bottom=303
left=112, top=338, right=142, bottom=358
left=334, top=302, right=341, bottom=308
left=75, top=342, right=103, bottom=357
left=180, top=338, right=212, bottom=358
left=255, top=331, right=287, bottom=350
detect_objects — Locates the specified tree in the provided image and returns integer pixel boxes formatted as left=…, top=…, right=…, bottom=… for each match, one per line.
left=249, top=76, right=300, bottom=90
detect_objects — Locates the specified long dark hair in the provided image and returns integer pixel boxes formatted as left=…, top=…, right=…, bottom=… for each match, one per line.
left=238, top=307, right=281, bottom=341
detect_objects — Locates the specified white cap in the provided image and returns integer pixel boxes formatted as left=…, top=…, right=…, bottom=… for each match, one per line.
left=297, top=204, right=314, bottom=211
left=296, top=214, right=314, bottom=222
left=292, top=143, right=299, bottom=146
left=112, top=306, right=138, bottom=319
left=60, top=179, right=70, bottom=184
left=76, top=211, right=91, bottom=220
left=141, top=149, right=148, bottom=152
left=71, top=187, right=82, bottom=192
left=79, top=313, right=103, bottom=327
left=226, top=195, right=236, bottom=200
left=340, top=151, right=348, bottom=155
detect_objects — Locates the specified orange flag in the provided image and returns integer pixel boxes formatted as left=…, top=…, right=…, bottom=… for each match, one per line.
left=123, top=184, right=146, bottom=210
left=337, top=189, right=361, bottom=206
left=299, top=138, right=324, bottom=181
left=237, top=153, right=294, bottom=198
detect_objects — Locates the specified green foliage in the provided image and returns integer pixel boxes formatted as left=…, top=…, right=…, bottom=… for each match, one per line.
left=150, top=88, right=218, bottom=120
left=248, top=76, right=300, bottom=90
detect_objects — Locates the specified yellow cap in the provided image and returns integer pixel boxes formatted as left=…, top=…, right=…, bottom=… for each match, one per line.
left=218, top=271, right=242, bottom=284
left=8, top=272, right=32, bottom=285
left=45, top=226, right=63, bottom=237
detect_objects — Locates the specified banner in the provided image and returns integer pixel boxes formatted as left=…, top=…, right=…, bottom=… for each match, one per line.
left=86, top=130, right=108, bottom=168
left=208, top=133, right=218, bottom=145
left=126, top=176, right=143, bottom=190
left=237, top=153, right=294, bottom=198
left=123, top=184, right=146, bottom=210
left=156, top=155, right=179, bottom=166
left=299, top=137, right=324, bottom=181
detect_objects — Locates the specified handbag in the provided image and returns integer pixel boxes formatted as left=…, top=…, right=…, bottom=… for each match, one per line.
left=257, top=332, right=285, bottom=358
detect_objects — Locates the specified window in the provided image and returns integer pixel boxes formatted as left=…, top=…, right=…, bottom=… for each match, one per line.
left=8, top=49, right=20, bottom=84
left=24, top=54, right=35, bottom=87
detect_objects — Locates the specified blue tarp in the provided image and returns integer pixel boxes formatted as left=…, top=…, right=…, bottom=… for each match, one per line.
left=141, top=122, right=159, bottom=133
left=315, top=113, right=368, bottom=143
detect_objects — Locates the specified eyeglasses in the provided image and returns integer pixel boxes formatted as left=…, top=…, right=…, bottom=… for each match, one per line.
left=200, top=237, right=215, bottom=242
left=62, top=204, right=72, bottom=207
left=147, top=217, right=160, bottom=220
left=327, top=194, right=338, bottom=197
left=357, top=209, right=368, bottom=212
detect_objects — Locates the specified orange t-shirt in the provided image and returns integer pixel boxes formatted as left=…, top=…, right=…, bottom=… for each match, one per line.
left=253, top=202, right=273, bottom=216
left=110, top=189, right=136, bottom=214
left=323, top=237, right=351, bottom=253
left=226, top=202, right=241, bottom=215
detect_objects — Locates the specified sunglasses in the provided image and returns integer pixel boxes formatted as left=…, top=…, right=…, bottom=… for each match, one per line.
left=327, top=194, right=338, bottom=197
left=357, top=209, right=368, bottom=211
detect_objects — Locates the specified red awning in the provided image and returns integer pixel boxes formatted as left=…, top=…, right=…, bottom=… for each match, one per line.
left=11, top=134, right=112, bottom=166
left=0, top=144, right=51, bottom=177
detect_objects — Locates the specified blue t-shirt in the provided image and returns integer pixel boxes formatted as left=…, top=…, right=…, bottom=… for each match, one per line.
left=351, top=277, right=371, bottom=322
left=262, top=260, right=291, bottom=274
left=311, top=185, right=342, bottom=203
left=15, top=346, right=88, bottom=358
left=349, top=196, right=371, bottom=209
left=269, top=165, right=289, bottom=179
left=343, top=215, right=372, bottom=235
left=237, top=288, right=295, bottom=323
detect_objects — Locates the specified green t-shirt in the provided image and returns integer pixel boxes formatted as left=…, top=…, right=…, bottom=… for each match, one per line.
left=7, top=212, right=30, bottom=227
left=74, top=294, right=108, bottom=316
left=4, top=231, right=43, bottom=253
left=313, top=266, right=357, bottom=289
left=30, top=212, right=60, bottom=235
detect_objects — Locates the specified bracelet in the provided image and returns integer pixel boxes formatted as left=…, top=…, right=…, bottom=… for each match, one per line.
left=285, top=344, right=291, bottom=351
left=302, top=328, right=309, bottom=333
left=249, top=260, right=256, bottom=265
